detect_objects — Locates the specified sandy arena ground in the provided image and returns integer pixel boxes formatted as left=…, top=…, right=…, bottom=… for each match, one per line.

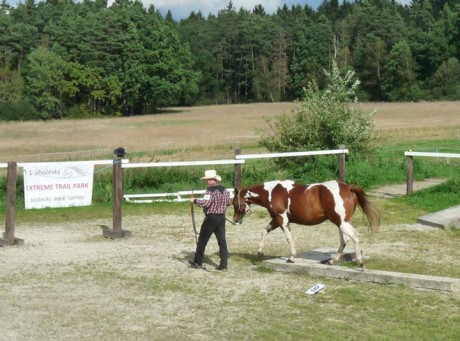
left=1, top=206, right=458, bottom=339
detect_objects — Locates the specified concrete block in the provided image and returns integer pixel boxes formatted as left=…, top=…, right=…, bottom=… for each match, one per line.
left=263, top=247, right=460, bottom=294
left=417, top=205, right=460, bottom=230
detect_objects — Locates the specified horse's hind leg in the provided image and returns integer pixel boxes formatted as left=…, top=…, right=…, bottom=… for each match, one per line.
left=257, top=220, right=278, bottom=257
left=327, top=229, right=349, bottom=265
left=338, top=222, right=364, bottom=270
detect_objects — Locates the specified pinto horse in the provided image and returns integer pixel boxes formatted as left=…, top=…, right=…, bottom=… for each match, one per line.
left=232, top=180, right=380, bottom=269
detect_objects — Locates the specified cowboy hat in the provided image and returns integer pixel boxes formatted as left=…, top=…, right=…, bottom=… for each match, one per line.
left=200, top=169, right=221, bottom=182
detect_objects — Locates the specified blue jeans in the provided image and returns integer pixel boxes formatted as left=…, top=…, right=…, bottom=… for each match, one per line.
left=194, top=214, right=228, bottom=268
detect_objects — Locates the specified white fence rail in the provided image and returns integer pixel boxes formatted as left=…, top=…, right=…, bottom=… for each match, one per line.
left=124, top=189, right=235, bottom=203
left=0, top=159, right=129, bottom=169
left=122, top=159, right=242, bottom=202
left=404, top=151, right=460, bottom=159
left=235, top=148, right=348, bottom=160
left=123, top=149, right=348, bottom=203
left=122, top=159, right=244, bottom=169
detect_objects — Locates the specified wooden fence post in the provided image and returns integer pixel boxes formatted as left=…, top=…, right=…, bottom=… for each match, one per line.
left=338, top=145, right=346, bottom=182
left=1, top=161, right=24, bottom=246
left=234, top=148, right=241, bottom=190
left=406, top=152, right=414, bottom=195
left=103, top=147, right=131, bottom=239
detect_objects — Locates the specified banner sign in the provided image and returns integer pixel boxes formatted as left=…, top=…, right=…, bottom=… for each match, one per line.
left=23, top=162, right=94, bottom=209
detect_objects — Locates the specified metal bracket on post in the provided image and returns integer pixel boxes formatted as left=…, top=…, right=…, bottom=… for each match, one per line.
left=103, top=147, right=132, bottom=239
left=1, top=161, right=24, bottom=247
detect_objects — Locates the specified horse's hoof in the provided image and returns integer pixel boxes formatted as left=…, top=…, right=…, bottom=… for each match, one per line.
left=257, top=252, right=264, bottom=257
left=360, top=263, right=365, bottom=271
left=286, top=259, right=294, bottom=263
left=326, top=259, right=336, bottom=265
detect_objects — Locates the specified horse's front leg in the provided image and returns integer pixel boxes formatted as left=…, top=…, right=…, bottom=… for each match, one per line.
left=281, top=224, right=296, bottom=263
left=257, top=220, right=278, bottom=257
left=277, top=213, right=296, bottom=263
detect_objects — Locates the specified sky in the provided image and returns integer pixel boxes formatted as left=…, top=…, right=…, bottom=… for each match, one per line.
left=143, top=0, right=324, bottom=20
left=7, top=0, right=411, bottom=21
left=141, top=0, right=412, bottom=20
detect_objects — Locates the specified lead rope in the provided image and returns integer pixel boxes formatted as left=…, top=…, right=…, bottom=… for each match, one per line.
left=226, top=217, right=238, bottom=225
left=226, top=191, right=238, bottom=225
left=190, top=190, right=198, bottom=244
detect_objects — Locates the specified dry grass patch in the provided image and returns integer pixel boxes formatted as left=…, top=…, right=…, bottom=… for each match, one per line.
left=1, top=101, right=459, bottom=162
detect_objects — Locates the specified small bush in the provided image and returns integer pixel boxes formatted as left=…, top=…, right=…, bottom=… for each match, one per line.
left=258, top=62, right=379, bottom=172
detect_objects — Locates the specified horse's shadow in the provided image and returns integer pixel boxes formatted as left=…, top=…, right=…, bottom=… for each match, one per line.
left=228, top=252, right=280, bottom=267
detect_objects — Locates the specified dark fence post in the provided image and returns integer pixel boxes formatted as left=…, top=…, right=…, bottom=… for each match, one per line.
left=406, top=152, right=414, bottom=195
left=234, top=148, right=241, bottom=190
left=1, top=161, right=24, bottom=246
left=103, top=147, right=131, bottom=239
left=338, top=145, right=346, bottom=182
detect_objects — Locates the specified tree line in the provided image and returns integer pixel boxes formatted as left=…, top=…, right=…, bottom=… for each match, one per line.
left=1, top=0, right=459, bottom=120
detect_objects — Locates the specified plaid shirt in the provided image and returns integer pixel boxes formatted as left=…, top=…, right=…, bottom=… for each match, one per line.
left=195, top=185, right=230, bottom=215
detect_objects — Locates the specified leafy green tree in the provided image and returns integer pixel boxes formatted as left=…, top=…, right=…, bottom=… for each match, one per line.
left=179, top=12, right=219, bottom=102
left=0, top=53, right=24, bottom=104
left=1, top=5, right=38, bottom=72
left=252, top=28, right=289, bottom=102
left=353, top=33, right=388, bottom=100
left=235, top=10, right=263, bottom=101
left=290, top=16, right=334, bottom=98
left=3, top=0, right=460, bottom=115
left=118, top=21, right=145, bottom=115
left=237, top=11, right=280, bottom=101
left=431, top=57, right=460, bottom=99
left=346, top=0, right=407, bottom=99
left=270, top=28, right=289, bottom=101
left=274, top=4, right=314, bottom=63
left=382, top=40, right=420, bottom=101
left=215, top=2, right=238, bottom=103
left=427, top=4, right=459, bottom=71
left=336, top=46, right=352, bottom=70
left=259, top=61, right=377, bottom=170
left=407, top=0, right=436, bottom=82
left=24, top=47, right=69, bottom=118
left=346, top=0, right=407, bottom=50
left=139, top=13, right=200, bottom=109
left=65, top=61, right=120, bottom=116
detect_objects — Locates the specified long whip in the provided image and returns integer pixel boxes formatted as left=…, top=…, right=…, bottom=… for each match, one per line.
left=190, top=191, right=198, bottom=244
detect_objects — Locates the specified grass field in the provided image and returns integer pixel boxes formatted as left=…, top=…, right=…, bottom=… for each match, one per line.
left=1, top=102, right=460, bottom=340
left=1, top=101, right=459, bottom=162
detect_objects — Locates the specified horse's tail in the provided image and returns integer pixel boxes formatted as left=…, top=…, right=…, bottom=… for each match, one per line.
left=350, top=184, right=380, bottom=233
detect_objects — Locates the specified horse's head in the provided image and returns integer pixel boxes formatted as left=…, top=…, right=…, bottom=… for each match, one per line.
left=232, top=188, right=250, bottom=224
